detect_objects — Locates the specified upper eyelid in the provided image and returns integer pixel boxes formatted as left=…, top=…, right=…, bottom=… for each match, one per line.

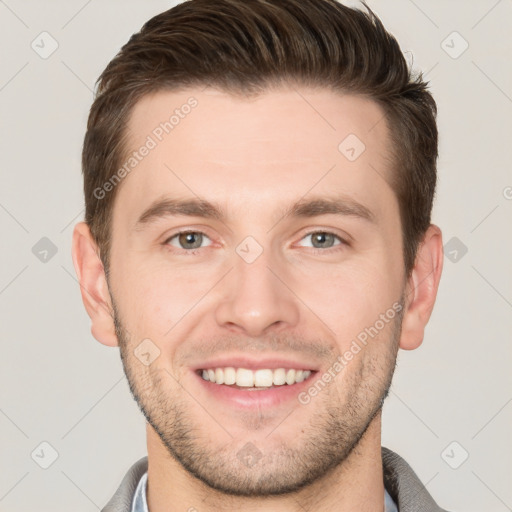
left=163, top=226, right=213, bottom=240
left=164, top=230, right=213, bottom=244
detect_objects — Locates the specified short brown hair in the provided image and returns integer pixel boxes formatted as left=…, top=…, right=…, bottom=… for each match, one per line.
left=82, top=0, right=438, bottom=277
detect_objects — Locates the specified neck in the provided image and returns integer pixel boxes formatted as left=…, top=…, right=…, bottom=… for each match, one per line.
left=146, top=412, right=385, bottom=512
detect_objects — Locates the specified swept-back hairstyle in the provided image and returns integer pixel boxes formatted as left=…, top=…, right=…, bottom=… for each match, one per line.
left=82, top=0, right=438, bottom=277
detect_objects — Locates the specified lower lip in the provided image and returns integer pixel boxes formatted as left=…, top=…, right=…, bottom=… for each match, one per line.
left=193, top=371, right=317, bottom=409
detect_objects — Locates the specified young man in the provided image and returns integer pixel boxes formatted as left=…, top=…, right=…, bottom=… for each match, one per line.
left=72, top=0, right=446, bottom=510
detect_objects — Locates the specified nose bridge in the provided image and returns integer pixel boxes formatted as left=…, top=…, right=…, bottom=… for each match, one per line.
left=214, top=242, right=300, bottom=336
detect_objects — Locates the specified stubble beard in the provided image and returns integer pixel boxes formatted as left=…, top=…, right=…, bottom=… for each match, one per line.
left=113, top=299, right=402, bottom=497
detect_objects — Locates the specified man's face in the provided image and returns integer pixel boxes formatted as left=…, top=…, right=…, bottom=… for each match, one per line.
left=108, top=86, right=406, bottom=495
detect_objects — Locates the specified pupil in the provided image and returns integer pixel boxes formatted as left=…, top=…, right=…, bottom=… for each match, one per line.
left=179, top=232, right=202, bottom=249
left=313, top=232, right=333, bottom=248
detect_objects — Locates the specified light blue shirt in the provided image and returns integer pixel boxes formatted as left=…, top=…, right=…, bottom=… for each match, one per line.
left=131, top=471, right=148, bottom=512
left=131, top=470, right=398, bottom=512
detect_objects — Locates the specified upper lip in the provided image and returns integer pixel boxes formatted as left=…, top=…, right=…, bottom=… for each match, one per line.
left=192, top=355, right=320, bottom=372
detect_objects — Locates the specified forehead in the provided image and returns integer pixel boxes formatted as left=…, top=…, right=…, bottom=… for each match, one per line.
left=115, top=86, right=396, bottom=226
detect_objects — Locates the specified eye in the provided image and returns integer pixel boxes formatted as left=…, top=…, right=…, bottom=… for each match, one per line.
left=165, top=231, right=212, bottom=250
left=297, top=231, right=344, bottom=250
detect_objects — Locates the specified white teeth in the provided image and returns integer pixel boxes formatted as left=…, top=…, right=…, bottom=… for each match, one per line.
left=200, top=367, right=313, bottom=387
left=215, top=368, right=224, bottom=385
left=273, top=368, right=286, bottom=385
left=285, top=369, right=296, bottom=385
left=236, top=368, right=254, bottom=387
left=254, top=369, right=273, bottom=387
left=224, top=367, right=236, bottom=385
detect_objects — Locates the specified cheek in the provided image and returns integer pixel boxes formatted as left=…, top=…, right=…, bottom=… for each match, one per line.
left=121, top=261, right=216, bottom=338
left=290, top=255, right=402, bottom=344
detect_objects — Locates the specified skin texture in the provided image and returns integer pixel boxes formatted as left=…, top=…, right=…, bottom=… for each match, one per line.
left=72, top=86, right=443, bottom=511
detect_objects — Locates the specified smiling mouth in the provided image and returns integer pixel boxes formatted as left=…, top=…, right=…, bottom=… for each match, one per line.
left=196, top=367, right=315, bottom=389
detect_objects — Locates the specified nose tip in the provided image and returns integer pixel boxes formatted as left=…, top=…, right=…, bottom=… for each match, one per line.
left=214, top=261, right=300, bottom=337
left=223, top=308, right=286, bottom=337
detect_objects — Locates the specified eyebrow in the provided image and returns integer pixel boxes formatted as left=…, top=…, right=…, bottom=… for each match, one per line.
left=134, top=195, right=376, bottom=230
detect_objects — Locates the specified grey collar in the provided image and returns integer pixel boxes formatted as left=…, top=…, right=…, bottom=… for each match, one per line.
left=102, top=447, right=449, bottom=512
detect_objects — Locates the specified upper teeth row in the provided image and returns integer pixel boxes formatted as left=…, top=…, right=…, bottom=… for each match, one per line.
left=201, top=367, right=312, bottom=387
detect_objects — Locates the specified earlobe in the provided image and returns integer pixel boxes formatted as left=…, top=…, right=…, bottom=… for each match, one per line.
left=71, top=222, right=119, bottom=347
left=399, top=224, right=444, bottom=351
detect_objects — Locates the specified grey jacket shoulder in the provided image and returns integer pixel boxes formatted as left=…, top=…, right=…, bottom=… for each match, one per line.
left=382, top=447, right=450, bottom=512
left=102, top=448, right=449, bottom=512
left=102, top=456, right=148, bottom=512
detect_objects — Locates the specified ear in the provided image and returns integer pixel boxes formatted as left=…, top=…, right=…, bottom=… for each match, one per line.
left=399, top=224, right=444, bottom=350
left=71, top=222, right=119, bottom=347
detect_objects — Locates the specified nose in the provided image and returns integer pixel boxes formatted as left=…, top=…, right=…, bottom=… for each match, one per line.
left=214, top=249, right=301, bottom=337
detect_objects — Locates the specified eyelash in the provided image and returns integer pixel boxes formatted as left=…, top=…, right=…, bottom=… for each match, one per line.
left=162, top=229, right=349, bottom=255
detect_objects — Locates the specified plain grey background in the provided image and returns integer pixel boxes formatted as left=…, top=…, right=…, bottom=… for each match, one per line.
left=0, top=1, right=511, bottom=511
